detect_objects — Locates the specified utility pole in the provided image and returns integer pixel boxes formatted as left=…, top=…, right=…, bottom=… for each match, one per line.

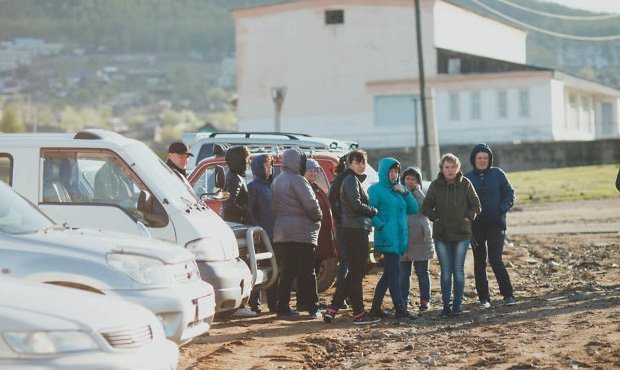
left=271, top=86, right=287, bottom=133
left=413, top=0, right=439, bottom=179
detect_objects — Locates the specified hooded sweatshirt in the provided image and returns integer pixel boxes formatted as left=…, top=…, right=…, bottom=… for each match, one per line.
left=464, top=143, right=515, bottom=229
left=271, top=149, right=322, bottom=245
left=248, top=154, right=275, bottom=240
left=221, top=146, right=252, bottom=224
left=368, top=158, right=419, bottom=256
left=422, top=168, right=481, bottom=242
left=401, top=167, right=434, bottom=262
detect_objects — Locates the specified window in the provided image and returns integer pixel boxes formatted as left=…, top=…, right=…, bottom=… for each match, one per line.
left=449, top=93, right=460, bottom=121
left=374, top=95, right=417, bottom=127
left=0, top=154, right=12, bottom=185
left=497, top=91, right=508, bottom=118
left=447, top=58, right=461, bottom=74
left=519, top=89, right=530, bottom=118
left=569, top=94, right=579, bottom=129
left=470, top=92, right=481, bottom=120
left=40, top=149, right=168, bottom=227
left=325, top=9, right=344, bottom=25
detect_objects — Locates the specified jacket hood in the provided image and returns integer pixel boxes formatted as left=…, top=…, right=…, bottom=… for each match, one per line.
left=225, top=145, right=248, bottom=175
left=251, top=154, right=269, bottom=180
left=377, top=157, right=400, bottom=187
left=400, top=166, right=422, bottom=185
left=282, top=148, right=307, bottom=175
left=436, top=170, right=464, bottom=184
left=470, top=143, right=493, bottom=170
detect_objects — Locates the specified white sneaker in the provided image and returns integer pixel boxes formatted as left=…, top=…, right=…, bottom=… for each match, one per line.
left=233, top=307, right=257, bottom=317
left=479, top=301, right=491, bottom=309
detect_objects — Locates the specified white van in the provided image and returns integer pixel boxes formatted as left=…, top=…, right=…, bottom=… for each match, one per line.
left=0, top=130, right=253, bottom=312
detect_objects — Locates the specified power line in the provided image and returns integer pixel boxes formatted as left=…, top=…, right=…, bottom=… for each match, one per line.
left=470, top=0, right=620, bottom=41
left=493, top=0, right=620, bottom=21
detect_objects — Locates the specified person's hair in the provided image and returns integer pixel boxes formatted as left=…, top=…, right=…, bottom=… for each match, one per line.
left=335, top=154, right=347, bottom=175
left=347, top=149, right=367, bottom=164
left=439, top=153, right=460, bottom=170
left=241, top=145, right=250, bottom=158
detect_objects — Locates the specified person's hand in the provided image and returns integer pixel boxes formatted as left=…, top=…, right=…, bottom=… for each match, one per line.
left=392, top=184, right=407, bottom=194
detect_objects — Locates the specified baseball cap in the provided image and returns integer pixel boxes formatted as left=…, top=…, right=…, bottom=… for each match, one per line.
left=168, top=141, right=194, bottom=156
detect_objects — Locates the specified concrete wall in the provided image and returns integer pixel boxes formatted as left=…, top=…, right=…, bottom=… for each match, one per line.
left=365, top=139, right=620, bottom=176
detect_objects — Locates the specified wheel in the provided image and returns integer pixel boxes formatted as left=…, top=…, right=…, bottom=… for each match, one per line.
left=316, top=257, right=338, bottom=293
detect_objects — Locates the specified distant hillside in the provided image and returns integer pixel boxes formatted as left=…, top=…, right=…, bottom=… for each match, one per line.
left=0, top=0, right=618, bottom=86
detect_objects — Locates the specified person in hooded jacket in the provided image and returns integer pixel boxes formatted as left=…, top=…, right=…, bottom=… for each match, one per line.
left=271, top=149, right=323, bottom=318
left=248, top=154, right=278, bottom=313
left=327, top=155, right=350, bottom=309
left=465, top=144, right=516, bottom=308
left=323, top=149, right=379, bottom=325
left=400, top=167, right=434, bottom=312
left=220, top=145, right=252, bottom=225
left=422, top=153, right=481, bottom=318
left=367, top=158, right=419, bottom=320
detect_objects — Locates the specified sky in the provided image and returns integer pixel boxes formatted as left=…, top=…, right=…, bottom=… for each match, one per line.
left=542, top=0, right=620, bottom=13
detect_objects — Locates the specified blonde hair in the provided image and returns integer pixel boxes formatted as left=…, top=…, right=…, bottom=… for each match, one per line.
left=438, top=153, right=461, bottom=170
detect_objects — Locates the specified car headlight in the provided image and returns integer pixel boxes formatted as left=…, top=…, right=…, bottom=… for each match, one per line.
left=106, top=253, right=174, bottom=284
left=2, top=331, right=99, bottom=355
left=186, top=236, right=238, bottom=262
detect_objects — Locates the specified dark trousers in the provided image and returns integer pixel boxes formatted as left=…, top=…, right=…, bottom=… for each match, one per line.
left=371, top=253, right=405, bottom=312
left=332, top=224, right=348, bottom=303
left=276, top=242, right=319, bottom=314
left=330, top=228, right=369, bottom=315
left=471, top=223, right=514, bottom=302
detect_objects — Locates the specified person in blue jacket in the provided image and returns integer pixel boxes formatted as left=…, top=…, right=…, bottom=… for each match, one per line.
left=248, top=154, right=277, bottom=313
left=368, top=157, right=419, bottom=319
left=465, top=144, right=516, bottom=308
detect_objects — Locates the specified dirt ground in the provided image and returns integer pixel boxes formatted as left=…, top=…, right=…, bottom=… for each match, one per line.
left=179, top=198, right=620, bottom=369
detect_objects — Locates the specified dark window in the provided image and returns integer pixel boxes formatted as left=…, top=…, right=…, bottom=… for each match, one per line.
left=325, top=9, right=344, bottom=25
left=0, top=154, right=13, bottom=185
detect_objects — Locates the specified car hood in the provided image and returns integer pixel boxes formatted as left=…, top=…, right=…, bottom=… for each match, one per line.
left=0, top=277, right=158, bottom=332
left=15, top=227, right=194, bottom=265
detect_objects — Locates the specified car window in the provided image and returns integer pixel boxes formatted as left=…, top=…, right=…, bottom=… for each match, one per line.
left=0, top=154, right=12, bottom=185
left=40, top=149, right=168, bottom=228
left=0, top=181, right=53, bottom=234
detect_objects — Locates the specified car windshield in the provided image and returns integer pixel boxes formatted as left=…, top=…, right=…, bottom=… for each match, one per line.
left=0, top=181, right=54, bottom=235
left=124, top=142, right=199, bottom=208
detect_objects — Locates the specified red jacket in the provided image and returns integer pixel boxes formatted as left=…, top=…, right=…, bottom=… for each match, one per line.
left=311, top=182, right=337, bottom=260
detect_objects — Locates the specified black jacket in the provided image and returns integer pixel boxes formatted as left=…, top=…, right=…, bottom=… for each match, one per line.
left=328, top=171, right=346, bottom=224
left=339, top=169, right=377, bottom=231
left=221, top=146, right=252, bottom=224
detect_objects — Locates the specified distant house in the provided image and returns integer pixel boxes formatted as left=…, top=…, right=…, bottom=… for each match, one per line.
left=233, top=0, right=620, bottom=148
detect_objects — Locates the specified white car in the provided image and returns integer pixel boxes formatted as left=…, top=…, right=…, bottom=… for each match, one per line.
left=0, top=276, right=178, bottom=370
left=0, top=130, right=253, bottom=312
left=0, top=180, right=214, bottom=344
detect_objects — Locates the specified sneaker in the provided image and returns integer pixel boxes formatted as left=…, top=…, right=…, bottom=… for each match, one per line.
left=452, top=306, right=463, bottom=316
left=479, top=301, right=491, bottom=310
left=395, top=310, right=419, bottom=320
left=323, top=307, right=338, bottom=323
left=368, top=307, right=391, bottom=318
left=277, top=310, right=301, bottom=318
left=419, top=300, right=430, bottom=311
left=439, top=306, right=451, bottom=318
left=250, top=306, right=262, bottom=314
left=318, top=302, right=328, bottom=310
left=233, top=307, right=257, bottom=317
left=308, top=311, right=323, bottom=319
left=353, top=312, right=380, bottom=325
left=338, top=301, right=349, bottom=310
left=504, top=296, right=517, bottom=306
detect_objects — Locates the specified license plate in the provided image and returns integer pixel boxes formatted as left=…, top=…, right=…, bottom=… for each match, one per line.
left=196, top=296, right=213, bottom=320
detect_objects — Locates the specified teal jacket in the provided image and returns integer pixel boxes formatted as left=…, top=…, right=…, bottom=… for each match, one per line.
left=368, top=158, right=419, bottom=255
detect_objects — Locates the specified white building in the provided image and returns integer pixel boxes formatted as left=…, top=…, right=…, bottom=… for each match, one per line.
left=233, top=0, right=620, bottom=148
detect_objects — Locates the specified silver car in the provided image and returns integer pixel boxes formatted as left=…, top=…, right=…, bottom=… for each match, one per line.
left=0, top=276, right=179, bottom=370
left=0, top=181, right=215, bottom=344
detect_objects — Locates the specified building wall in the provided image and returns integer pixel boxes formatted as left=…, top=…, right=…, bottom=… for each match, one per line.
left=433, top=1, right=527, bottom=64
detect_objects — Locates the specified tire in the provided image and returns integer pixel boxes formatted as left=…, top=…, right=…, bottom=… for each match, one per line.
left=316, top=257, right=338, bottom=293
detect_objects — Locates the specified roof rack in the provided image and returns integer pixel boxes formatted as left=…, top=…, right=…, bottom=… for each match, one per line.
left=207, top=132, right=312, bottom=140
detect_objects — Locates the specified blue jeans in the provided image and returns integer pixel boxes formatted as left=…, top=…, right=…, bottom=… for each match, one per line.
left=400, top=260, right=431, bottom=305
left=371, top=253, right=405, bottom=312
left=435, top=239, right=469, bottom=310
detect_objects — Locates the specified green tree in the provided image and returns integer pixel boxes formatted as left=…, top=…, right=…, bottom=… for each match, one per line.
left=0, top=106, right=25, bottom=133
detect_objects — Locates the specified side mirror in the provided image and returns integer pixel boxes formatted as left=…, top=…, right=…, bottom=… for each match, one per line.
left=137, top=190, right=167, bottom=227
left=214, top=165, right=225, bottom=190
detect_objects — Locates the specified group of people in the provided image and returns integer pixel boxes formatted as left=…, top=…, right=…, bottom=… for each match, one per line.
left=165, top=140, right=517, bottom=324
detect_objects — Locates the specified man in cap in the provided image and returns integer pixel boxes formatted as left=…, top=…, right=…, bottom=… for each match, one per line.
left=166, top=141, right=194, bottom=180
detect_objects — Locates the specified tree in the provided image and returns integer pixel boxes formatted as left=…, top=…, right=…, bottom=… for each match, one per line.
left=0, top=106, right=25, bottom=133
